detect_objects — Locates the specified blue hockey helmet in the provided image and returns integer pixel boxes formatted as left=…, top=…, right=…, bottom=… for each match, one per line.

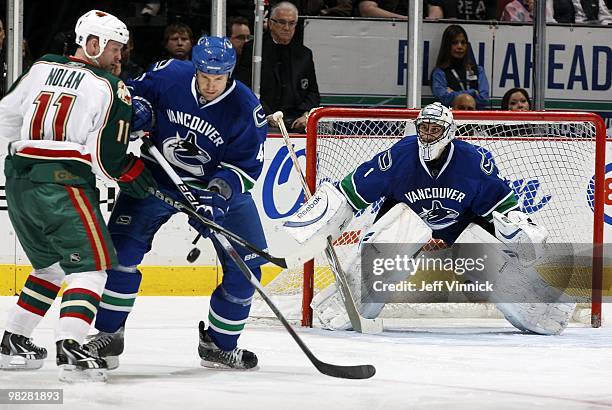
left=192, top=36, right=236, bottom=76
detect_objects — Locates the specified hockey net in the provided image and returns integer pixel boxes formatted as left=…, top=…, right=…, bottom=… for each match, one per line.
left=253, top=108, right=606, bottom=328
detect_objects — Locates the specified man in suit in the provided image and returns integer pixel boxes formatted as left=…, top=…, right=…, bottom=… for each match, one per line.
left=235, top=1, right=320, bottom=132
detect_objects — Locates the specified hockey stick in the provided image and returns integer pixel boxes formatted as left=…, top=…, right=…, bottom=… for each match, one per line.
left=139, top=140, right=290, bottom=268
left=273, top=112, right=383, bottom=334
left=146, top=187, right=289, bottom=268
left=142, top=137, right=376, bottom=379
left=131, top=131, right=202, bottom=263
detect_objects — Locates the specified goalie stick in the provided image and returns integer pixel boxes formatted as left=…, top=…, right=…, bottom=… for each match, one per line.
left=141, top=136, right=376, bottom=379
left=273, top=111, right=383, bottom=334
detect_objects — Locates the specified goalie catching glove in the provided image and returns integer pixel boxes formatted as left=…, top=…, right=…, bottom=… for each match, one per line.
left=187, top=183, right=230, bottom=238
left=117, top=155, right=157, bottom=199
left=493, top=210, right=549, bottom=264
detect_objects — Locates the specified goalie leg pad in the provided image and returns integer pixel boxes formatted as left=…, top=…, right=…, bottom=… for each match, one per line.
left=312, top=283, right=386, bottom=331
left=495, top=302, right=576, bottom=335
left=455, top=223, right=575, bottom=335
left=312, top=203, right=432, bottom=330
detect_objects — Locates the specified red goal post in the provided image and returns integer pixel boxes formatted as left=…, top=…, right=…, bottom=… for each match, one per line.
left=301, top=107, right=606, bottom=328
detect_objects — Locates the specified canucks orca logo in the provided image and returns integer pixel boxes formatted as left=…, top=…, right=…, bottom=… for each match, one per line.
left=418, top=200, right=459, bottom=229
left=162, top=131, right=211, bottom=176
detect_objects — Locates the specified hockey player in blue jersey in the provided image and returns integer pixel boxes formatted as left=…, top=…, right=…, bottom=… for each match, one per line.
left=285, top=102, right=575, bottom=335
left=336, top=103, right=518, bottom=245
left=85, top=36, right=268, bottom=369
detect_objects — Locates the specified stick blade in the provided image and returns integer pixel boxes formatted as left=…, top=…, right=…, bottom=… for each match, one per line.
left=355, top=317, right=384, bottom=335
left=315, top=361, right=376, bottom=380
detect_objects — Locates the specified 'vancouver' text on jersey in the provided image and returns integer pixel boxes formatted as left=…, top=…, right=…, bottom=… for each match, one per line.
left=128, top=59, right=267, bottom=194
left=339, top=137, right=519, bottom=244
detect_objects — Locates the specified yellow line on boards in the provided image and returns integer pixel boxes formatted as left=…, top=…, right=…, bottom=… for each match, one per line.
left=0, top=265, right=284, bottom=296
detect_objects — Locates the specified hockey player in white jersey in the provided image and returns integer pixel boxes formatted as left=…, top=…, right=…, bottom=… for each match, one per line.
left=0, top=10, right=156, bottom=382
left=284, top=102, right=576, bottom=335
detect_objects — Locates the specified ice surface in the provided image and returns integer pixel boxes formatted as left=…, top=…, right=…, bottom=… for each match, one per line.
left=1, top=297, right=611, bottom=410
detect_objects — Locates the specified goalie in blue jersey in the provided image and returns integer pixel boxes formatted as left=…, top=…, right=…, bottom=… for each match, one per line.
left=85, top=37, right=268, bottom=369
left=284, top=102, right=576, bottom=335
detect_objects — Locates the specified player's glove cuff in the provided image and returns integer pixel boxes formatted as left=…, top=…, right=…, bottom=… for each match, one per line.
left=118, top=156, right=157, bottom=199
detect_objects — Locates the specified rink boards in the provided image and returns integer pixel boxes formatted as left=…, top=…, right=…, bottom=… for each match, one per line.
left=0, top=135, right=611, bottom=297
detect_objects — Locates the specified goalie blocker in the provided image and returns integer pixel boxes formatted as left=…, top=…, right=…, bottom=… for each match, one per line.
left=283, top=181, right=354, bottom=261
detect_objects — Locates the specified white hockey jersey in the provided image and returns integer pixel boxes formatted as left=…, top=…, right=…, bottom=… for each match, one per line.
left=0, top=53, right=133, bottom=182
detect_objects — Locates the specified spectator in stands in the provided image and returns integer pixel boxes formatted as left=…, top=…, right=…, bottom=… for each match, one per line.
left=572, top=0, right=612, bottom=24
left=235, top=2, right=320, bottom=133
left=452, top=93, right=477, bottom=110
left=552, top=0, right=577, bottom=22
left=354, top=0, right=408, bottom=18
left=315, top=0, right=354, bottom=16
left=431, top=25, right=490, bottom=109
left=141, top=1, right=161, bottom=18
left=501, top=88, right=532, bottom=111
left=500, top=0, right=556, bottom=21
left=270, top=0, right=353, bottom=16
left=228, top=16, right=252, bottom=58
left=551, top=0, right=612, bottom=22
left=427, top=0, right=497, bottom=20
left=21, top=39, right=33, bottom=71
left=0, top=17, right=6, bottom=98
left=49, top=30, right=77, bottom=56
left=119, top=36, right=144, bottom=82
left=163, top=22, right=194, bottom=61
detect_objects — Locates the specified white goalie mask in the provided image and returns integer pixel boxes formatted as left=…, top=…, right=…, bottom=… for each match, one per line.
left=75, top=10, right=129, bottom=60
left=415, top=102, right=457, bottom=161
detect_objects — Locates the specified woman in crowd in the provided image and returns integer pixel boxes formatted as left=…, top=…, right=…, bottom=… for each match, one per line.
left=431, top=24, right=490, bottom=109
left=501, top=88, right=531, bottom=111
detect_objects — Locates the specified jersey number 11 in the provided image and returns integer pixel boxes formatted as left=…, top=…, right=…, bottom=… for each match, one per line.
left=30, top=91, right=76, bottom=141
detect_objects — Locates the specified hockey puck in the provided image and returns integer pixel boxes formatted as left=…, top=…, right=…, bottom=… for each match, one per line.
left=186, top=247, right=201, bottom=263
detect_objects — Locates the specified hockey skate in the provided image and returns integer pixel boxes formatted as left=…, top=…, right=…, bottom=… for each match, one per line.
left=198, top=321, right=258, bottom=370
left=84, top=327, right=124, bottom=370
left=0, top=331, right=47, bottom=370
left=56, top=339, right=107, bottom=382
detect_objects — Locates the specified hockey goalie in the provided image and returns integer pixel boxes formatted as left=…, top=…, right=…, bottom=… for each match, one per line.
left=284, top=103, right=576, bottom=335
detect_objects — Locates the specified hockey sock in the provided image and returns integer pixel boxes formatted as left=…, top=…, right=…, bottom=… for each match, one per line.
left=207, top=285, right=256, bottom=351
left=56, top=270, right=106, bottom=343
left=5, top=265, right=63, bottom=337
left=95, top=267, right=142, bottom=333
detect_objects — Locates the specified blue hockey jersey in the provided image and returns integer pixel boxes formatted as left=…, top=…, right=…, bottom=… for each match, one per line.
left=339, top=137, right=519, bottom=244
left=128, top=59, right=267, bottom=195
